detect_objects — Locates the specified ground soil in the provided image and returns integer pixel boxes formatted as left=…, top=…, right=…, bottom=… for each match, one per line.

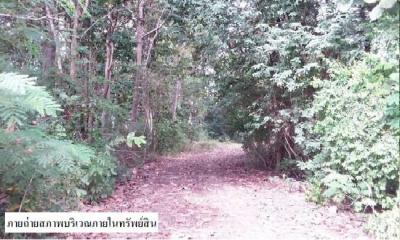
left=70, top=143, right=373, bottom=240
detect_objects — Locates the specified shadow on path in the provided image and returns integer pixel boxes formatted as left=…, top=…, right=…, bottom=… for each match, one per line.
left=71, top=143, right=371, bottom=240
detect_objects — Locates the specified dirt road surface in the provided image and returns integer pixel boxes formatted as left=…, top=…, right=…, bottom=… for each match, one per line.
left=70, top=143, right=372, bottom=240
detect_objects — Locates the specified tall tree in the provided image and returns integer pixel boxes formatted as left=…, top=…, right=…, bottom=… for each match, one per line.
left=101, top=5, right=118, bottom=133
left=45, top=2, right=63, bottom=75
left=130, top=0, right=146, bottom=130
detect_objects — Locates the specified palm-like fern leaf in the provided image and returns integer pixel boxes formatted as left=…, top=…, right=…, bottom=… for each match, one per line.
left=0, top=73, right=62, bottom=128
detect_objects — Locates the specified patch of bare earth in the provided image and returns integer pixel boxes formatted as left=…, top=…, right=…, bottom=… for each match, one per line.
left=70, top=143, right=372, bottom=240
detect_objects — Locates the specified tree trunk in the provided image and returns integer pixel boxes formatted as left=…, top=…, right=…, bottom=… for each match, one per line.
left=143, top=78, right=153, bottom=137
left=70, top=0, right=81, bottom=82
left=86, top=49, right=95, bottom=142
left=101, top=8, right=116, bottom=134
left=130, top=0, right=146, bottom=130
left=70, top=0, right=90, bottom=82
left=40, top=40, right=55, bottom=76
left=171, top=78, right=181, bottom=121
left=188, top=100, right=194, bottom=125
left=45, top=3, right=63, bottom=74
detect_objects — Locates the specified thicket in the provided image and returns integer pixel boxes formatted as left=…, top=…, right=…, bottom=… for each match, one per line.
left=177, top=0, right=399, bottom=238
left=299, top=57, right=399, bottom=210
left=0, top=1, right=209, bottom=235
left=0, top=73, right=116, bottom=209
left=0, top=73, right=118, bottom=237
left=154, top=119, right=189, bottom=153
left=366, top=198, right=400, bottom=240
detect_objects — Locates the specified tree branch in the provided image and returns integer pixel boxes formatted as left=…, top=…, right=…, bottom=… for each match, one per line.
left=0, top=13, right=64, bottom=22
left=143, top=8, right=166, bottom=38
left=19, top=174, right=34, bottom=212
left=144, top=9, right=167, bottom=66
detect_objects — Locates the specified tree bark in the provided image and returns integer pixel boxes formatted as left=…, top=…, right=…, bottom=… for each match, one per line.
left=40, top=40, right=55, bottom=76
left=171, top=78, right=181, bottom=121
left=86, top=49, right=95, bottom=142
left=45, top=3, right=63, bottom=74
left=188, top=100, right=194, bottom=125
left=130, top=0, right=146, bottom=130
left=101, top=8, right=117, bottom=134
left=143, top=71, right=153, bottom=136
left=69, top=0, right=81, bottom=82
left=70, top=0, right=90, bottom=81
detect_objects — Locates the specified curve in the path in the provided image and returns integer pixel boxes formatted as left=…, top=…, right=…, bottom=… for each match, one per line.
left=71, top=143, right=372, bottom=240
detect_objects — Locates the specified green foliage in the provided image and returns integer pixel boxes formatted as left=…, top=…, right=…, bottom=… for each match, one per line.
left=184, top=0, right=379, bottom=170
left=299, top=57, right=400, bottom=210
left=384, top=73, right=400, bottom=135
left=0, top=73, right=117, bottom=212
left=0, top=2, right=398, bottom=237
left=109, top=132, right=147, bottom=149
left=366, top=193, right=400, bottom=240
left=126, top=132, right=147, bottom=148
left=57, top=0, right=76, bottom=16
left=154, top=119, right=189, bottom=153
left=0, top=73, right=61, bottom=129
left=82, top=152, right=116, bottom=201
left=305, top=179, right=326, bottom=205
left=2, top=130, right=92, bottom=210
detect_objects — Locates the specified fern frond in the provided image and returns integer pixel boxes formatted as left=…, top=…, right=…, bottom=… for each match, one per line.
left=24, top=87, right=61, bottom=117
left=0, top=72, right=62, bottom=128
left=0, top=73, right=36, bottom=94
left=0, top=106, right=27, bottom=128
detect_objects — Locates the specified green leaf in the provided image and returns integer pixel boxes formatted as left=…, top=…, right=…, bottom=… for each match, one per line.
left=126, top=132, right=146, bottom=148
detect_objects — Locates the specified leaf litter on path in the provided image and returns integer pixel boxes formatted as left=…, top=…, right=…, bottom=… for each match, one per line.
left=69, top=143, right=372, bottom=240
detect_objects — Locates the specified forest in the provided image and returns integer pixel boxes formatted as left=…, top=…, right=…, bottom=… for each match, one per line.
left=0, top=0, right=399, bottom=239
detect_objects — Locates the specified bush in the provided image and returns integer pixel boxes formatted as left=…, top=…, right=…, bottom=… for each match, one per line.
left=154, top=119, right=189, bottom=153
left=298, top=57, right=400, bottom=211
left=366, top=194, right=400, bottom=240
left=0, top=73, right=117, bottom=212
left=305, top=179, right=325, bottom=205
left=81, top=152, right=117, bottom=201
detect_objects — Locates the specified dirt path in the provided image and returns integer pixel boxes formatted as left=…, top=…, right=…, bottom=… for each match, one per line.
left=73, top=143, right=372, bottom=240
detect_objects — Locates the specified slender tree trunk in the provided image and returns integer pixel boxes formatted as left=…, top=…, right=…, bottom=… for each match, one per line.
left=45, top=3, right=63, bottom=74
left=101, top=8, right=116, bottom=134
left=83, top=51, right=90, bottom=140
left=70, top=0, right=90, bottom=81
left=70, top=0, right=81, bottom=82
left=143, top=73, right=153, bottom=136
left=188, top=100, right=194, bottom=125
left=171, top=78, right=181, bottom=121
left=40, top=40, right=55, bottom=76
left=130, top=0, right=146, bottom=130
left=68, top=0, right=90, bottom=138
left=87, top=49, right=95, bottom=142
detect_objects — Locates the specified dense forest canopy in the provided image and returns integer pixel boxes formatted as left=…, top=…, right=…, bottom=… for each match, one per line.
left=0, top=0, right=399, bottom=239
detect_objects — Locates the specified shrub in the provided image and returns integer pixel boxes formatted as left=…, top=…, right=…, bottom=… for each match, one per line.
left=81, top=152, right=117, bottom=201
left=0, top=73, right=117, bottom=212
left=298, top=57, right=400, bottom=211
left=305, top=179, right=325, bottom=205
left=366, top=194, right=400, bottom=240
left=154, top=119, right=189, bottom=153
